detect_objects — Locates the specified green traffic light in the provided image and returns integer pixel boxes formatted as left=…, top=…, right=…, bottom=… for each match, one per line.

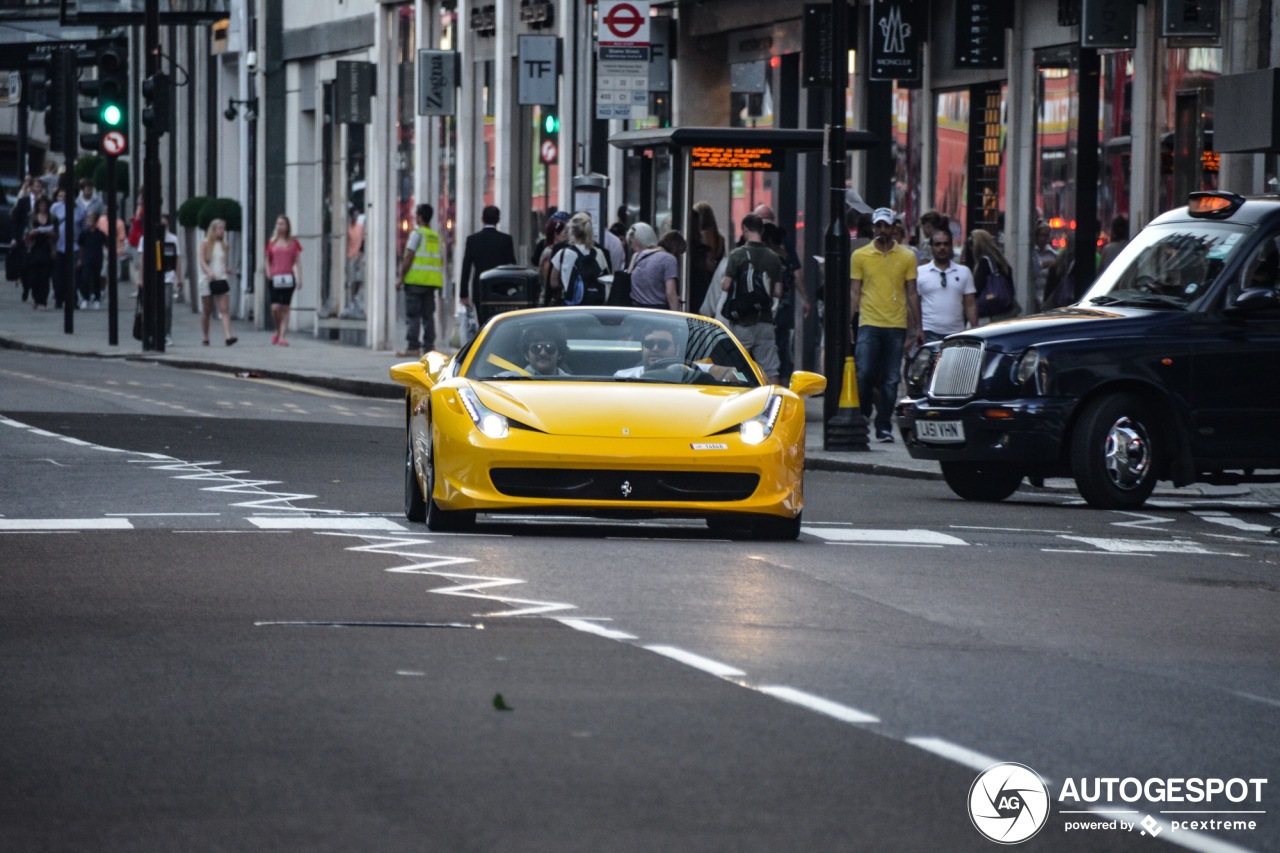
left=101, top=103, right=124, bottom=127
left=543, top=114, right=559, bottom=135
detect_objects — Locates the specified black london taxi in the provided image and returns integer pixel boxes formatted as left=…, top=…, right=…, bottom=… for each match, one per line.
left=895, top=191, right=1280, bottom=509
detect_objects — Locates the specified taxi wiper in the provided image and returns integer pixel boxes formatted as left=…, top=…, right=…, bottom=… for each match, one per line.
left=1090, top=293, right=1186, bottom=310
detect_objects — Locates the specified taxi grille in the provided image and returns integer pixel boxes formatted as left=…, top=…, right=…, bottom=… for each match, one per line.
left=928, top=340, right=984, bottom=401
left=491, top=468, right=759, bottom=502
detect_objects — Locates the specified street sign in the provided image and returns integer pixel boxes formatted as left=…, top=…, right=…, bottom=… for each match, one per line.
left=689, top=145, right=781, bottom=171
left=336, top=60, right=373, bottom=124
left=540, top=140, right=558, bottom=164
left=599, top=1, right=649, bottom=45
left=0, top=71, right=20, bottom=106
left=417, top=50, right=458, bottom=116
left=597, top=0, right=650, bottom=120
left=517, top=35, right=558, bottom=106
left=102, top=130, right=127, bottom=156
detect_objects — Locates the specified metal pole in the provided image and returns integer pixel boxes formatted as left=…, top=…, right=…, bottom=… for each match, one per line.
left=59, top=48, right=76, bottom=335
left=822, top=1, right=867, bottom=451
left=143, top=0, right=163, bottom=351
left=107, top=156, right=119, bottom=345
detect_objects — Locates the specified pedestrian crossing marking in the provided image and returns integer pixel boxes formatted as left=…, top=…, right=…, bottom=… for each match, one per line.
left=804, top=527, right=969, bottom=546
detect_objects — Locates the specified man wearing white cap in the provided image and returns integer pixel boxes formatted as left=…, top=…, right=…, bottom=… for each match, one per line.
left=850, top=206, right=921, bottom=442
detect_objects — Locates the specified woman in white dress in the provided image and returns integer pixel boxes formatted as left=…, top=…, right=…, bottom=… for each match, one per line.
left=199, top=218, right=238, bottom=346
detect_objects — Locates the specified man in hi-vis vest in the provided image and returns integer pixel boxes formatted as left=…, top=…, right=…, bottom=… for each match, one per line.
left=396, top=203, right=444, bottom=357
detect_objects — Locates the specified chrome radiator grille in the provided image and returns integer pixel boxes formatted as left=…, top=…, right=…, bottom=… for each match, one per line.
left=928, top=340, right=984, bottom=400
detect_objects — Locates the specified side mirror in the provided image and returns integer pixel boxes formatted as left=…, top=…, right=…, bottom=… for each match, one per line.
left=788, top=370, right=827, bottom=397
left=1226, top=287, right=1280, bottom=316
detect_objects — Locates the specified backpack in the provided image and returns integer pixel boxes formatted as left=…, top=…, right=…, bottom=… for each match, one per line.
left=560, top=245, right=607, bottom=306
left=978, top=257, right=1015, bottom=317
left=724, top=248, right=774, bottom=324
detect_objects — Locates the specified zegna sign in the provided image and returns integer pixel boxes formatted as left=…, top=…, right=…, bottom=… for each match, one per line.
left=418, top=50, right=459, bottom=117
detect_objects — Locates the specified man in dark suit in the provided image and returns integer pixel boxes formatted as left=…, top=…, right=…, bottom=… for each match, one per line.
left=459, top=205, right=516, bottom=306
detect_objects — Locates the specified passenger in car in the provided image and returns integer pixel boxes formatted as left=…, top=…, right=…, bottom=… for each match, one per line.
left=500, top=325, right=572, bottom=377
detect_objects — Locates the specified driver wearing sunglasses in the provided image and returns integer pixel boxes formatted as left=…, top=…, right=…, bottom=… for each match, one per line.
left=614, top=323, right=737, bottom=381
left=503, top=326, right=572, bottom=376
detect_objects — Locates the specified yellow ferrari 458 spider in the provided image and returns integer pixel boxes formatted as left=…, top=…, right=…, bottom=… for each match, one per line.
left=390, top=307, right=826, bottom=539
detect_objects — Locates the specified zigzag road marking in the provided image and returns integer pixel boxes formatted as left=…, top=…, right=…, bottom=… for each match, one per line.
left=326, top=533, right=576, bottom=617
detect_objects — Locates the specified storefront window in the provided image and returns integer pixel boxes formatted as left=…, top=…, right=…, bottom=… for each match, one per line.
left=1159, top=47, right=1220, bottom=213
left=395, top=5, right=416, bottom=259
left=1033, top=51, right=1074, bottom=251
left=934, top=88, right=970, bottom=240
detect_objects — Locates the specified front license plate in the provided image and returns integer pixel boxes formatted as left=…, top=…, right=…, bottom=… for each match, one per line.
left=916, top=419, right=965, bottom=443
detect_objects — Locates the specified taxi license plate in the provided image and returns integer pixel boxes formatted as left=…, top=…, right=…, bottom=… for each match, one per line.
left=916, top=420, right=965, bottom=443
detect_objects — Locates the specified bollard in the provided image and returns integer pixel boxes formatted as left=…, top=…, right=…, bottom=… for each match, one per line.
left=824, top=355, right=870, bottom=451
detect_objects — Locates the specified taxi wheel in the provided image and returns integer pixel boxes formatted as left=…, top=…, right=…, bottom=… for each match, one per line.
left=941, top=461, right=1023, bottom=502
left=423, top=430, right=475, bottom=533
left=404, top=436, right=426, bottom=523
left=1072, top=393, right=1158, bottom=509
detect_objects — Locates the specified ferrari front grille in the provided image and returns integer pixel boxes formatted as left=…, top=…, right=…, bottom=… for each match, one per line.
left=490, top=468, right=759, bottom=502
left=928, top=340, right=984, bottom=401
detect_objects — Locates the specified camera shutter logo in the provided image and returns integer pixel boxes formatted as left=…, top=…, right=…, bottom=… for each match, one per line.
left=968, top=762, right=1050, bottom=844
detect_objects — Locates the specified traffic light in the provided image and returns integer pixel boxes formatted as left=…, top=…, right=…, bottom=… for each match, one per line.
left=79, top=44, right=129, bottom=153
left=141, top=71, right=171, bottom=135
left=542, top=111, right=560, bottom=140
left=43, top=59, right=66, bottom=152
left=28, top=65, right=49, bottom=112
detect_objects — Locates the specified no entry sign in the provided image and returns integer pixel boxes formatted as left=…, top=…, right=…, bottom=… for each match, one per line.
left=102, top=130, right=128, bottom=157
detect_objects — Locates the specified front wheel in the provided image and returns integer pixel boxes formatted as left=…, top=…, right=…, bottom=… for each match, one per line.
left=404, top=436, right=426, bottom=522
left=1071, top=393, right=1159, bottom=509
left=417, top=424, right=475, bottom=532
left=941, top=461, right=1024, bottom=502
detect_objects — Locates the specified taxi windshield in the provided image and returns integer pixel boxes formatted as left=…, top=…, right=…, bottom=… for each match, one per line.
left=462, top=308, right=760, bottom=387
left=1081, top=221, right=1249, bottom=310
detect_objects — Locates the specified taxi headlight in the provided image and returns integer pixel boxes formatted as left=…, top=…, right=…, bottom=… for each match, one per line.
left=458, top=387, right=509, bottom=439
left=908, top=347, right=936, bottom=387
left=1013, top=347, right=1040, bottom=388
left=740, top=396, right=782, bottom=446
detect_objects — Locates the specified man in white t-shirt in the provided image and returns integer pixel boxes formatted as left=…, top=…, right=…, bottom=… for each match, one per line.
left=915, top=229, right=976, bottom=342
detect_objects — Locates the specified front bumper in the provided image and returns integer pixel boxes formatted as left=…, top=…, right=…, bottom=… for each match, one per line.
left=894, top=396, right=1077, bottom=470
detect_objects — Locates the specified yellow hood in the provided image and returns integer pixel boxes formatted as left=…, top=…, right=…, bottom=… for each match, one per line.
left=467, top=381, right=774, bottom=438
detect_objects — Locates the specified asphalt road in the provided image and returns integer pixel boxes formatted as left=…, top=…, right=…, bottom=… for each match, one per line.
left=2, top=351, right=1276, bottom=852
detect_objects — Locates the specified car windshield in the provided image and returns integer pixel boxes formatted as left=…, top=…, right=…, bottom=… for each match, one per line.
left=462, top=308, right=760, bottom=387
left=1080, top=221, right=1249, bottom=310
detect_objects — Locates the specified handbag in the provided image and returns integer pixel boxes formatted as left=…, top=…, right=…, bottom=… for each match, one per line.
left=132, top=311, right=143, bottom=341
left=208, top=278, right=230, bottom=296
left=978, top=257, right=1015, bottom=317
left=606, top=269, right=632, bottom=306
left=5, top=242, right=22, bottom=282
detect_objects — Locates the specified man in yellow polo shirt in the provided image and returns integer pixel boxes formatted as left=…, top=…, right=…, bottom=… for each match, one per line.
left=396, top=203, right=444, bottom=357
left=850, top=206, right=922, bottom=442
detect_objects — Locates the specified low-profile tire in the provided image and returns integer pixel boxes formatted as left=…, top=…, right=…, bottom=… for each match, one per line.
left=754, top=511, right=802, bottom=541
left=404, top=436, right=426, bottom=523
left=422, top=432, right=476, bottom=533
left=941, top=461, right=1023, bottom=502
left=1071, top=393, right=1159, bottom=510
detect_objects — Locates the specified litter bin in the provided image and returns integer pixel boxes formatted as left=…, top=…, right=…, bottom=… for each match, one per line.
left=476, top=265, right=540, bottom=325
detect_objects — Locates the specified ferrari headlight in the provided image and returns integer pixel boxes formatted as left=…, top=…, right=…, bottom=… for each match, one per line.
left=458, top=387, right=509, bottom=439
left=740, top=396, right=782, bottom=445
left=1013, top=347, right=1040, bottom=387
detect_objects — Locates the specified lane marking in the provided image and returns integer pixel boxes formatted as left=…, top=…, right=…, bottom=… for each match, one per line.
left=1193, top=511, right=1276, bottom=534
left=757, top=686, right=879, bottom=724
left=0, top=518, right=133, bottom=531
left=247, top=517, right=406, bottom=531
left=106, top=512, right=220, bottom=517
left=642, top=645, right=745, bottom=678
left=557, top=618, right=638, bottom=640
left=1057, top=535, right=1245, bottom=556
left=805, top=528, right=968, bottom=546
left=950, top=525, right=1073, bottom=533
left=905, top=737, right=1007, bottom=774
left=1111, top=511, right=1174, bottom=529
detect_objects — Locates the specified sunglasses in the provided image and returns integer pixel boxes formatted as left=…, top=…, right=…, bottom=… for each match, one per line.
left=527, top=342, right=558, bottom=355
left=642, top=337, right=674, bottom=351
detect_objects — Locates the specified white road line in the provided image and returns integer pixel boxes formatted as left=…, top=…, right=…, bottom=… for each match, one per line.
left=247, top=517, right=407, bottom=531
left=1233, top=690, right=1280, bottom=709
left=105, top=512, right=221, bottom=517
left=757, top=686, right=879, bottom=724
left=950, top=525, right=1073, bottom=533
left=556, top=618, right=638, bottom=641
left=904, top=737, right=1007, bottom=774
left=0, top=518, right=134, bottom=531
left=1057, top=535, right=1245, bottom=556
left=804, top=528, right=969, bottom=546
left=1193, top=511, right=1276, bottom=534
left=643, top=645, right=746, bottom=678
left=1041, top=549, right=1154, bottom=556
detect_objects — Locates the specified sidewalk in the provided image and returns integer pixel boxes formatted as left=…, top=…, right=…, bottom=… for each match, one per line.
left=0, top=279, right=936, bottom=479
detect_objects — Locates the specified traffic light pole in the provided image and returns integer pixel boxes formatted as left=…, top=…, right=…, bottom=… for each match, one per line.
left=58, top=48, right=77, bottom=336
left=143, top=0, right=164, bottom=352
left=106, top=156, right=120, bottom=346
